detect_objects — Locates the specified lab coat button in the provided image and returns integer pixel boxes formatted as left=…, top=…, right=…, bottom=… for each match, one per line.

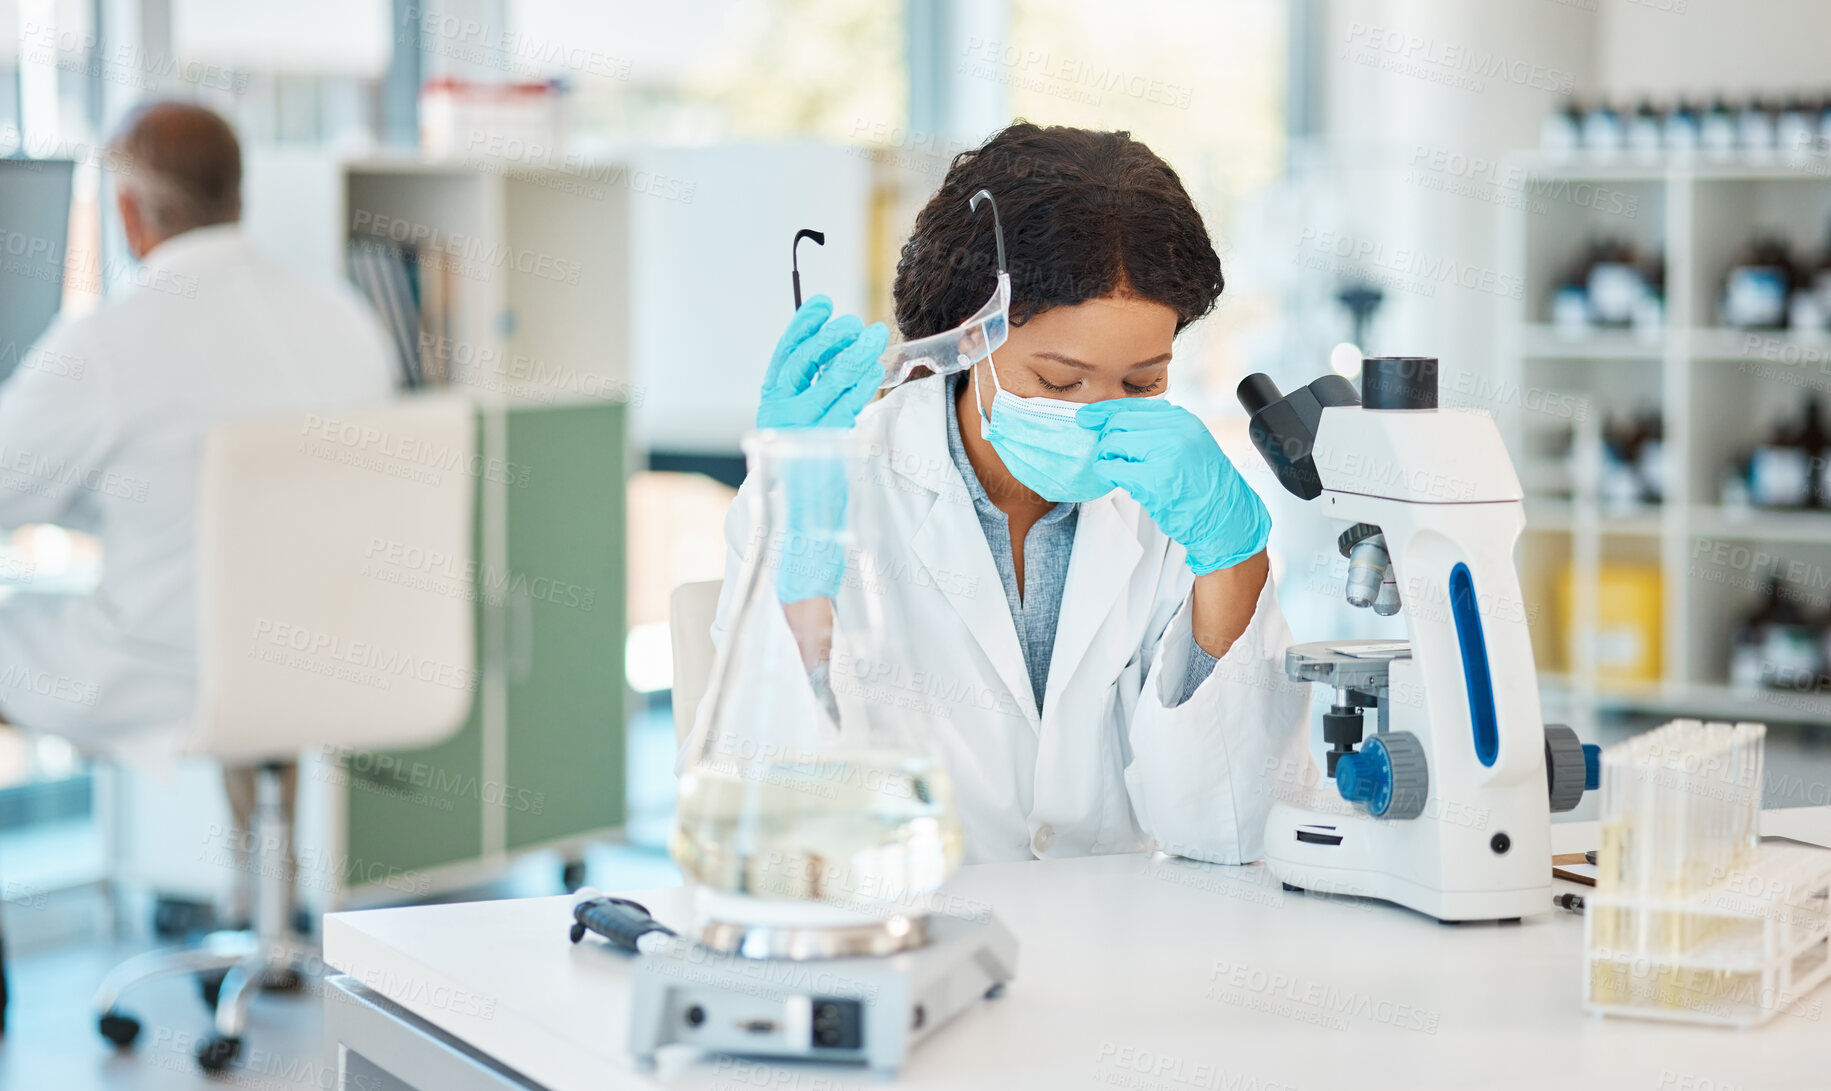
left=1032, top=823, right=1054, bottom=853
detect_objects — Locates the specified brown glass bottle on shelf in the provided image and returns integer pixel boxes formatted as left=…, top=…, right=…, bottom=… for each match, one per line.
left=1722, top=237, right=1797, bottom=329
left=1635, top=407, right=1665, bottom=504
left=1731, top=571, right=1823, bottom=692
left=1749, top=401, right=1816, bottom=509
left=1800, top=396, right=1828, bottom=509
left=1598, top=411, right=1643, bottom=509
left=1586, top=238, right=1645, bottom=328
left=1813, top=224, right=1831, bottom=328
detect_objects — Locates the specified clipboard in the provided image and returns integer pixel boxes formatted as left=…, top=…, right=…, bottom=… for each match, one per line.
left=1552, top=852, right=1597, bottom=886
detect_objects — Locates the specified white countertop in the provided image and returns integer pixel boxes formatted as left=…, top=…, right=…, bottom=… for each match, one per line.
left=325, top=808, right=1831, bottom=1091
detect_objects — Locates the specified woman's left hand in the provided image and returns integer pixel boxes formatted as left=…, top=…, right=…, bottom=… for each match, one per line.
left=1077, top=399, right=1270, bottom=575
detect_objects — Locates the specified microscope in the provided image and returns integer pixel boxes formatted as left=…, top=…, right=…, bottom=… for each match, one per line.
left=1237, top=357, right=1598, bottom=922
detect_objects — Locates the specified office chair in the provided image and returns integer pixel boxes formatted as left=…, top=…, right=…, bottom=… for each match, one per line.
left=93, top=394, right=476, bottom=1072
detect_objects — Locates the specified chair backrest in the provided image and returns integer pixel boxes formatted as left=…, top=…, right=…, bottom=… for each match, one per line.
left=192, top=394, right=477, bottom=763
left=669, top=580, right=723, bottom=747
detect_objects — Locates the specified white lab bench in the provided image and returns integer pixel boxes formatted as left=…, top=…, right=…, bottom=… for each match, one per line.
left=323, top=807, right=1831, bottom=1091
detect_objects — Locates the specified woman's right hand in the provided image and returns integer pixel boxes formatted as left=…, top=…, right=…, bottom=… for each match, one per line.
left=757, top=295, right=889, bottom=429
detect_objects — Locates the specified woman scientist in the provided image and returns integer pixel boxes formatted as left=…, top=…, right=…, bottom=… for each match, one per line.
left=703, top=122, right=1312, bottom=866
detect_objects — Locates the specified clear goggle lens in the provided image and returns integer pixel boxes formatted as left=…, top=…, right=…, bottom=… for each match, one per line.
left=876, top=272, right=1011, bottom=389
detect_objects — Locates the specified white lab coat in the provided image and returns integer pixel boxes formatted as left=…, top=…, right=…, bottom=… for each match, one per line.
left=697, top=376, right=1313, bottom=865
left=0, top=225, right=395, bottom=753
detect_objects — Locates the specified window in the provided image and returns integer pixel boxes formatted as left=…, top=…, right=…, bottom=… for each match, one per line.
left=1001, top=0, right=1289, bottom=403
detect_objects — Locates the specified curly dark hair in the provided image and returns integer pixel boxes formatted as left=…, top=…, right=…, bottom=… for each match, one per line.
left=893, top=122, right=1223, bottom=340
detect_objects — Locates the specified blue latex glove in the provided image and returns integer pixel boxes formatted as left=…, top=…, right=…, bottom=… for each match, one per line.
left=775, top=456, right=851, bottom=603
left=1077, top=399, right=1271, bottom=575
left=758, top=297, right=887, bottom=602
left=757, top=296, right=889, bottom=430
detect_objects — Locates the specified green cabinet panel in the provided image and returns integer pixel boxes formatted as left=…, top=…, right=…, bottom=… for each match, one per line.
left=342, top=700, right=487, bottom=878
left=504, top=401, right=628, bottom=850
left=337, top=400, right=626, bottom=898
left=343, top=471, right=487, bottom=878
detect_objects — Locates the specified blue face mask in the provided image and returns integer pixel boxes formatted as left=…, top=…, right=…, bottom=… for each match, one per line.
left=974, top=354, right=1115, bottom=503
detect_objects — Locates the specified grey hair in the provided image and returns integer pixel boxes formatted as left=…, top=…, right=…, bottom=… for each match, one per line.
left=107, top=101, right=242, bottom=237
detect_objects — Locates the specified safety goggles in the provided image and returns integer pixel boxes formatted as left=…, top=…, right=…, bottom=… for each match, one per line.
left=791, top=189, right=1010, bottom=390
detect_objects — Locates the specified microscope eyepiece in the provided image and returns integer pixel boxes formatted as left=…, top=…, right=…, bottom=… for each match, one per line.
left=1237, top=373, right=1284, bottom=416
left=1361, top=356, right=1439, bottom=410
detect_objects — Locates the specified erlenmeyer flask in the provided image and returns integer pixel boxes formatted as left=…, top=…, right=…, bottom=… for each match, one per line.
left=672, top=427, right=964, bottom=956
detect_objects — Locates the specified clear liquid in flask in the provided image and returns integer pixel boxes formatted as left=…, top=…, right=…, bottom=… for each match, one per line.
left=671, top=748, right=964, bottom=912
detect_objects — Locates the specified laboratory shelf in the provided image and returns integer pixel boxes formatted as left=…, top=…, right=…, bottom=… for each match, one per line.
left=1539, top=675, right=1831, bottom=726
left=1686, top=504, right=1831, bottom=543
left=1687, top=326, right=1831, bottom=362
left=1502, top=149, right=1831, bottom=735
left=1511, top=152, right=1831, bottom=183
left=1517, top=323, right=1666, bottom=360
left=1524, top=498, right=1665, bottom=536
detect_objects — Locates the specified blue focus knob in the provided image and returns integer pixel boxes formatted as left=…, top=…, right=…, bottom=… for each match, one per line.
left=1582, top=744, right=1602, bottom=792
left=1336, top=733, right=1429, bottom=819
left=1335, top=749, right=1384, bottom=806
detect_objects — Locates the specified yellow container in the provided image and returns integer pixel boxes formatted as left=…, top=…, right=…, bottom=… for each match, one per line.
left=1557, top=563, right=1662, bottom=682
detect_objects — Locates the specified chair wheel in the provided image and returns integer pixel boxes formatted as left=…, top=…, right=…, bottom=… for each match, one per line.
left=199, top=968, right=229, bottom=1010
left=196, top=1034, right=241, bottom=1072
left=151, top=896, right=216, bottom=939
left=98, top=1010, right=141, bottom=1048
left=261, top=967, right=303, bottom=992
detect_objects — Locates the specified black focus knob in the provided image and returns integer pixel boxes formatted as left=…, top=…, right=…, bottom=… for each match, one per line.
left=1361, top=357, right=1438, bottom=410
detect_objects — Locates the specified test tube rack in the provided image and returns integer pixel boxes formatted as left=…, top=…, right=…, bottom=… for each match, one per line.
left=1583, top=719, right=1831, bottom=1027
